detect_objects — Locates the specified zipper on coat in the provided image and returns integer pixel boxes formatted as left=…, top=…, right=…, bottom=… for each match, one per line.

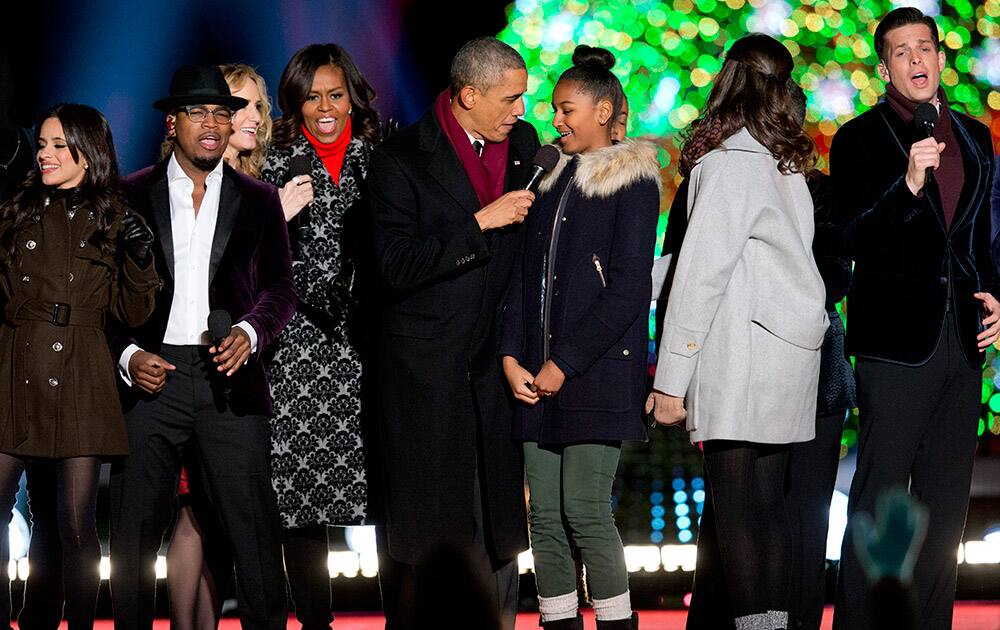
left=542, top=183, right=574, bottom=361
left=592, top=254, right=607, bottom=288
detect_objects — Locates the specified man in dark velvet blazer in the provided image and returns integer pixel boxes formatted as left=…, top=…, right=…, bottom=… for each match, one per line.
left=831, top=9, right=997, bottom=630
left=368, top=37, right=539, bottom=629
left=108, top=66, right=295, bottom=629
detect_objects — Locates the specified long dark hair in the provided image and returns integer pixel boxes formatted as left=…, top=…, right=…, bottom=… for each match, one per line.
left=679, top=34, right=815, bottom=176
left=271, top=44, right=380, bottom=148
left=0, top=103, right=125, bottom=268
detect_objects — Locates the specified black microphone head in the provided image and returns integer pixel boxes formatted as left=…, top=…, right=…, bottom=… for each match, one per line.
left=914, top=102, right=938, bottom=130
left=532, top=145, right=561, bottom=174
left=288, top=154, right=311, bottom=178
left=208, top=309, right=232, bottom=341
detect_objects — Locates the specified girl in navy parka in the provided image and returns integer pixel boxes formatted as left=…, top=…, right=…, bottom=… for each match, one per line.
left=499, top=45, right=661, bottom=630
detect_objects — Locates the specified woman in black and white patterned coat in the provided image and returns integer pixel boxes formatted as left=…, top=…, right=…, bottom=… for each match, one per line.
left=261, top=43, right=380, bottom=627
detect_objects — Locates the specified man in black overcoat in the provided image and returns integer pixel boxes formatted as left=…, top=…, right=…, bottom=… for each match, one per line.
left=831, top=9, right=998, bottom=630
left=367, top=37, right=539, bottom=629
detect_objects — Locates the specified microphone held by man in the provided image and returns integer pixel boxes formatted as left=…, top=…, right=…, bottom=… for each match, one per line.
left=207, top=309, right=252, bottom=377
left=473, top=145, right=559, bottom=231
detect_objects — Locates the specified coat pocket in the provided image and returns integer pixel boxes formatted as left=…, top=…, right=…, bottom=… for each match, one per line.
left=592, top=254, right=607, bottom=288
left=750, top=301, right=828, bottom=351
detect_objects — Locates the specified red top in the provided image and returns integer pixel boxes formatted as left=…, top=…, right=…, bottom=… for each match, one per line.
left=301, top=117, right=353, bottom=185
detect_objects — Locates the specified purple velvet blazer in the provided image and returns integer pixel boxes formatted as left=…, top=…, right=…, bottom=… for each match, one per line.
left=112, top=159, right=296, bottom=417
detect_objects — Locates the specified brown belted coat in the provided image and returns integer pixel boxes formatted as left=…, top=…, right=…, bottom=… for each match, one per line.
left=0, top=193, right=159, bottom=458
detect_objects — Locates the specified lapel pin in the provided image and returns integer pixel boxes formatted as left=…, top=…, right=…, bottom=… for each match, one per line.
left=514, top=160, right=521, bottom=166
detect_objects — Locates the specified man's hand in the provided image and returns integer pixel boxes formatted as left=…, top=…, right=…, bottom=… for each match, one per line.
left=209, top=327, right=252, bottom=376
left=975, top=292, right=1000, bottom=349
left=128, top=351, right=176, bottom=394
left=474, top=190, right=535, bottom=231
left=280, top=175, right=314, bottom=223
left=531, top=360, right=565, bottom=397
left=904, top=137, right=945, bottom=195
left=502, top=356, right=539, bottom=405
left=645, top=391, right=687, bottom=427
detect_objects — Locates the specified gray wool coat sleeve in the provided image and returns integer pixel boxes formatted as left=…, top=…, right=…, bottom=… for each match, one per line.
left=654, top=128, right=829, bottom=445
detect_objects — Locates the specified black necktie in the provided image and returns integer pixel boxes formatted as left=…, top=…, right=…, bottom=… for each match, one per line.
left=472, top=140, right=483, bottom=157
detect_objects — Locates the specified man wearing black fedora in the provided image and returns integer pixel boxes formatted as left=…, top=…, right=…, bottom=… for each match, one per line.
left=108, top=64, right=296, bottom=629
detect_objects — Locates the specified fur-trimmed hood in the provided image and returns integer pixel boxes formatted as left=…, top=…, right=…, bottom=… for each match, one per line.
left=538, top=139, right=663, bottom=199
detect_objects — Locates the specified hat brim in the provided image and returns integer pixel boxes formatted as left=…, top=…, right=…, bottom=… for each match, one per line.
left=154, top=95, right=249, bottom=113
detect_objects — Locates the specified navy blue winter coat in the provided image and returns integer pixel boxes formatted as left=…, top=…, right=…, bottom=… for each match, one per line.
left=500, top=140, right=661, bottom=445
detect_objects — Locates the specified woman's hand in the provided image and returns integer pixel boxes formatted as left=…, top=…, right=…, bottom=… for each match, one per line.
left=118, top=211, right=154, bottom=267
left=531, top=360, right=566, bottom=397
left=280, top=175, right=314, bottom=222
left=502, top=356, right=539, bottom=405
left=645, top=391, right=687, bottom=427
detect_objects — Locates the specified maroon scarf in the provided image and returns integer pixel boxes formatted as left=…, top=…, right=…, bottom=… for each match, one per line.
left=884, top=84, right=964, bottom=228
left=433, top=90, right=509, bottom=207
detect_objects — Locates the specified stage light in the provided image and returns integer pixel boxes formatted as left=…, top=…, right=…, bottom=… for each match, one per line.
left=662, top=544, right=698, bottom=572
left=673, top=490, right=688, bottom=504
left=826, top=490, right=850, bottom=561
left=678, top=530, right=693, bottom=543
left=624, top=545, right=663, bottom=572
left=962, top=540, right=1000, bottom=565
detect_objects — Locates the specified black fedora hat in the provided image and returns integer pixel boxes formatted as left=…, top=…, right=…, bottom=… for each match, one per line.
left=153, top=65, right=248, bottom=112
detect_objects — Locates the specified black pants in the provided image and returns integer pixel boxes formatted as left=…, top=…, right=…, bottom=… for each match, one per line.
left=788, top=410, right=848, bottom=630
left=686, top=441, right=791, bottom=629
left=834, top=316, right=980, bottom=630
left=283, top=525, right=333, bottom=630
left=376, top=464, right=518, bottom=630
left=109, top=345, right=286, bottom=630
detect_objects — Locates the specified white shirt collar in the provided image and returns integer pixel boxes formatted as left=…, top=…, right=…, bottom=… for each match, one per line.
left=167, top=152, right=225, bottom=184
left=463, top=128, right=483, bottom=149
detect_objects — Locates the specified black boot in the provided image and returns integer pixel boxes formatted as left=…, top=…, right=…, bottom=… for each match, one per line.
left=596, top=611, right=639, bottom=629
left=540, top=614, right=584, bottom=629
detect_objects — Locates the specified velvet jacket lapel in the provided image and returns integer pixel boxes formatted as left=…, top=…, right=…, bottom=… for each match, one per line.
left=147, top=162, right=174, bottom=281
left=210, top=166, right=241, bottom=285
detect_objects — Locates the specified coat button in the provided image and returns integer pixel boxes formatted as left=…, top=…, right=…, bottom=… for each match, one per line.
left=21, top=275, right=29, bottom=283
left=939, top=277, right=947, bottom=285
left=88, top=212, right=95, bottom=221
left=32, top=215, right=40, bottom=222
left=25, top=240, right=36, bottom=250
left=79, top=240, right=87, bottom=248
left=623, top=349, right=630, bottom=356
left=68, top=273, right=74, bottom=282
left=48, top=378, right=59, bottom=387
left=561, top=217, right=567, bottom=222
left=52, top=342, right=63, bottom=352
left=687, top=342, right=697, bottom=350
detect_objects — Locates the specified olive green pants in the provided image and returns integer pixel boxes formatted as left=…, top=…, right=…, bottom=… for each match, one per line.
left=523, top=441, right=628, bottom=600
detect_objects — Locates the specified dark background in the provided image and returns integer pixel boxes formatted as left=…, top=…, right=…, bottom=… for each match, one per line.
left=0, top=0, right=511, bottom=172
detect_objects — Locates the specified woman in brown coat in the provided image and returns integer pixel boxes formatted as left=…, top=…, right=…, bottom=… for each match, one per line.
left=0, top=103, right=159, bottom=628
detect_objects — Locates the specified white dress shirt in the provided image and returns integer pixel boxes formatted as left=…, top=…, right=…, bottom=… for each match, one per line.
left=119, top=155, right=257, bottom=384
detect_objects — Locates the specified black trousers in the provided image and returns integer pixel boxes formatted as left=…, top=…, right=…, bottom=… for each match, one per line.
left=109, top=345, right=287, bottom=630
left=834, top=316, right=980, bottom=630
left=283, top=525, right=333, bottom=630
left=376, top=464, right=518, bottom=630
left=788, top=410, right=848, bottom=630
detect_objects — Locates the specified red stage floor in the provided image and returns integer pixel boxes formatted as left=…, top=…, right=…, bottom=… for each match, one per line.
left=32, top=604, right=1000, bottom=629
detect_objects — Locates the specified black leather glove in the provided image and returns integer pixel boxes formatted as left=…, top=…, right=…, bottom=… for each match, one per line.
left=119, top=211, right=154, bottom=267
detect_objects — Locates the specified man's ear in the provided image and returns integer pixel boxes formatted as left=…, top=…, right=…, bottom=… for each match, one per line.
left=876, top=60, right=891, bottom=84
left=457, top=86, right=477, bottom=110
left=166, top=114, right=176, bottom=137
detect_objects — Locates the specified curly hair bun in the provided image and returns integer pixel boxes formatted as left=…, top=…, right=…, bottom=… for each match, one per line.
left=571, top=45, right=615, bottom=71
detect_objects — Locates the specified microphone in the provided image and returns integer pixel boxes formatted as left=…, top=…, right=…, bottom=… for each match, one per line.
left=914, top=102, right=938, bottom=187
left=288, top=154, right=312, bottom=240
left=524, top=145, right=561, bottom=193
left=208, top=309, right=233, bottom=400
left=208, top=309, right=232, bottom=348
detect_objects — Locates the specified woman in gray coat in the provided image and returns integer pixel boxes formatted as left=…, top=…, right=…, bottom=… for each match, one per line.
left=647, top=34, right=827, bottom=630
